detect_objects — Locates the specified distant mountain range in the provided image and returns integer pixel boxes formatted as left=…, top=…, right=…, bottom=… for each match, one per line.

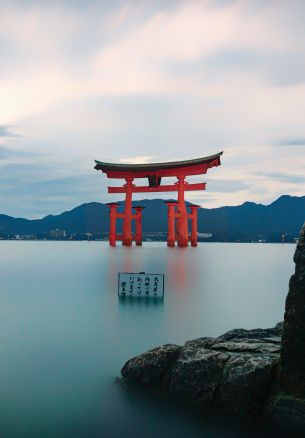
left=0, top=195, right=304, bottom=242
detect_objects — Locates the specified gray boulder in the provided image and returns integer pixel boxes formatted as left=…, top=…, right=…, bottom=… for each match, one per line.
left=121, top=326, right=281, bottom=416
left=121, top=344, right=181, bottom=390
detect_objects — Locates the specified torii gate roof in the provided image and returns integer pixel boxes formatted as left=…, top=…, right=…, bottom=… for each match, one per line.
left=94, top=151, right=223, bottom=179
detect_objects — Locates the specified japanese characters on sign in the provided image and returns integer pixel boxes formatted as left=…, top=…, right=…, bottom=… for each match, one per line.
left=118, top=273, right=164, bottom=298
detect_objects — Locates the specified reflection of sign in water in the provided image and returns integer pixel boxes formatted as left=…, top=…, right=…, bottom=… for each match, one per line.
left=118, top=273, right=164, bottom=298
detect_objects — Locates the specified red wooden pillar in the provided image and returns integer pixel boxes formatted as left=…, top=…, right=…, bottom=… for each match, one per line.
left=189, top=205, right=199, bottom=247
left=106, top=202, right=120, bottom=246
left=177, top=175, right=188, bottom=247
left=134, top=206, right=145, bottom=246
left=165, top=201, right=177, bottom=247
left=122, top=178, right=133, bottom=246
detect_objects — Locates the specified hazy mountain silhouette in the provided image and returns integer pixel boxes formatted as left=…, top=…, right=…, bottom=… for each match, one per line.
left=0, top=195, right=304, bottom=242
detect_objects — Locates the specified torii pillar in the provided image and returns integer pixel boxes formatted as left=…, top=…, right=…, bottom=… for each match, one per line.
left=188, top=204, right=200, bottom=247
left=176, top=175, right=189, bottom=247
left=134, top=206, right=145, bottom=246
left=165, top=201, right=178, bottom=247
left=122, top=178, right=133, bottom=246
left=107, top=202, right=120, bottom=246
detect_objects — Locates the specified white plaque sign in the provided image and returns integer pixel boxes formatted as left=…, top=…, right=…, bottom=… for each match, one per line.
left=118, top=272, right=164, bottom=298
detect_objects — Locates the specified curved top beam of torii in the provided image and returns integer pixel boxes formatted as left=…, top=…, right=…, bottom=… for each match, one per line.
left=94, top=151, right=223, bottom=181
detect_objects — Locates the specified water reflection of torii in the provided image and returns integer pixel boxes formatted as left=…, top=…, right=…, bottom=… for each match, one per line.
left=94, top=152, right=223, bottom=247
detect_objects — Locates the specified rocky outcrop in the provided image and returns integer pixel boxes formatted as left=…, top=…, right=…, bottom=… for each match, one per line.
left=120, top=223, right=305, bottom=430
left=269, top=223, right=305, bottom=430
left=121, top=325, right=281, bottom=416
left=281, top=224, right=305, bottom=397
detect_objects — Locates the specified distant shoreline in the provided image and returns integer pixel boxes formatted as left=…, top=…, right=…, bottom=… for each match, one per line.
left=0, top=239, right=297, bottom=244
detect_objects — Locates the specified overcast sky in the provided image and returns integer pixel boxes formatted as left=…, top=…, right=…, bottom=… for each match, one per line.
left=0, top=0, right=305, bottom=218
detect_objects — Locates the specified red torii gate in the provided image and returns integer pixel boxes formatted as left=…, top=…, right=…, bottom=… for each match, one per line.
left=94, top=152, right=222, bottom=247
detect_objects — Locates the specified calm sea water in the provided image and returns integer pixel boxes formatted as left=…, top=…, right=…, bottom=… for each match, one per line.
left=0, top=242, right=295, bottom=437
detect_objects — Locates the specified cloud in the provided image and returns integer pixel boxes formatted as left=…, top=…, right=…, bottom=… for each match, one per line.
left=1, top=1, right=305, bottom=122
left=0, top=145, right=15, bottom=159
left=257, top=171, right=305, bottom=184
left=0, top=144, right=38, bottom=159
left=120, top=156, right=154, bottom=164
left=0, top=125, right=17, bottom=137
left=206, top=179, right=250, bottom=193
left=276, top=138, right=305, bottom=147
left=0, top=160, right=107, bottom=218
left=0, top=1, right=305, bottom=216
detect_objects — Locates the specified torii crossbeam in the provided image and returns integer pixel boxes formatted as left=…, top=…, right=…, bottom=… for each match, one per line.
left=94, top=152, right=223, bottom=247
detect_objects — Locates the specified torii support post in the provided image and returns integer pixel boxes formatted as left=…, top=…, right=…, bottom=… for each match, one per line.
left=165, top=201, right=178, bottom=247
left=188, top=205, right=200, bottom=247
left=134, top=206, right=145, bottom=246
left=106, top=202, right=120, bottom=246
left=177, top=175, right=188, bottom=247
left=122, top=178, right=133, bottom=246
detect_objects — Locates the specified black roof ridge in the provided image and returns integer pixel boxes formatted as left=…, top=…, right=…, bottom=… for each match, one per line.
left=94, top=151, right=223, bottom=172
